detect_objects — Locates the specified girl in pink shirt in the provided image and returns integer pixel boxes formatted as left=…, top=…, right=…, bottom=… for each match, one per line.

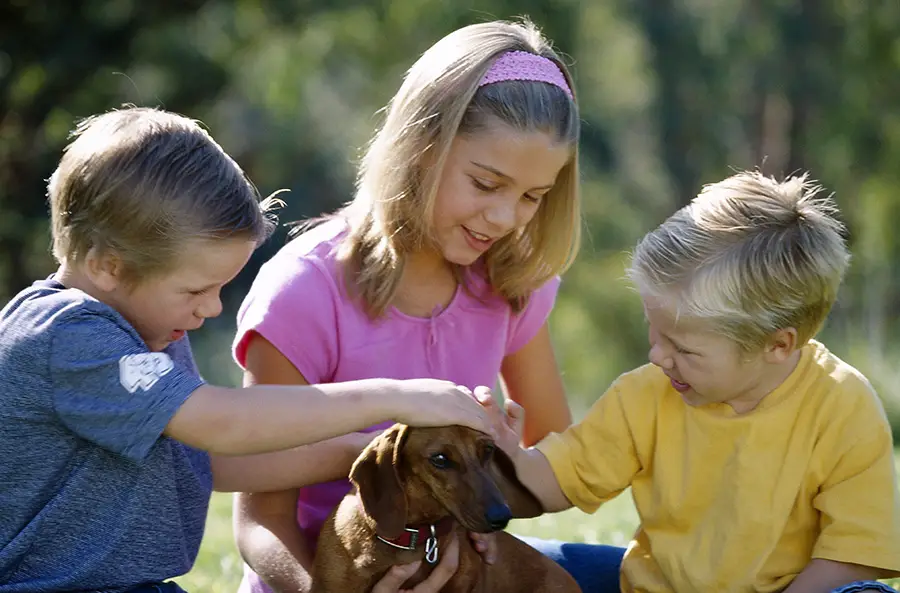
left=232, top=18, right=610, bottom=593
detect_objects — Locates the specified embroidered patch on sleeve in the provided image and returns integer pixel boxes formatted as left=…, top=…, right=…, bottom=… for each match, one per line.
left=119, top=353, right=175, bottom=393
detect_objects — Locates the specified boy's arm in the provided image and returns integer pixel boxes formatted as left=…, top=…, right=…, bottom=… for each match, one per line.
left=782, top=559, right=883, bottom=593
left=208, top=333, right=379, bottom=492
left=478, top=376, right=642, bottom=516
left=478, top=387, right=573, bottom=513
left=50, top=313, right=490, bottom=462
left=475, top=387, right=572, bottom=513
left=508, top=446, right=574, bottom=513
left=165, top=377, right=486, bottom=456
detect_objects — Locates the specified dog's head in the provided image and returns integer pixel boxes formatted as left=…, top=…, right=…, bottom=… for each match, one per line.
left=348, top=423, right=543, bottom=540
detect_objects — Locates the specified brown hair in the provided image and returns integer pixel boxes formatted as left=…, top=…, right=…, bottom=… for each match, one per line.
left=48, top=106, right=277, bottom=284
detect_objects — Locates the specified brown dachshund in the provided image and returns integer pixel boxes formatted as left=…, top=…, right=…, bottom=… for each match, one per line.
left=311, top=423, right=582, bottom=593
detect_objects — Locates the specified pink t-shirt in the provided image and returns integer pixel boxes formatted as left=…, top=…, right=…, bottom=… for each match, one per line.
left=232, top=219, right=560, bottom=593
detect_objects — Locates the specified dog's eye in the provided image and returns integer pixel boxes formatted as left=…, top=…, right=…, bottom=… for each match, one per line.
left=482, top=443, right=496, bottom=462
left=429, top=453, right=451, bottom=469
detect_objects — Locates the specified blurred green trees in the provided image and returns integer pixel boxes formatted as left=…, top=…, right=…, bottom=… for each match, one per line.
left=3, top=0, right=898, bottom=430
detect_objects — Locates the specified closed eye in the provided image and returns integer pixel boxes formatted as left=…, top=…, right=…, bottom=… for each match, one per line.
left=472, top=178, right=498, bottom=192
left=671, top=340, right=697, bottom=356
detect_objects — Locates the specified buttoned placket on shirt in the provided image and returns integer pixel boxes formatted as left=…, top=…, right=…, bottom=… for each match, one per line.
left=425, top=305, right=455, bottom=375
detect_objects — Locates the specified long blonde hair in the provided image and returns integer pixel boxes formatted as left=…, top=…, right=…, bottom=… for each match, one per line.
left=302, top=19, right=581, bottom=317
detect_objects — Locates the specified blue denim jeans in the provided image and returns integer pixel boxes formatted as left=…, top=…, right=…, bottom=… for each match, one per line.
left=518, top=537, right=897, bottom=593
left=832, top=583, right=898, bottom=592
left=517, top=536, right=626, bottom=593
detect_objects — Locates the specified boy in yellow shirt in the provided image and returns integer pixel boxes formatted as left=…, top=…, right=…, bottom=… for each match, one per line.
left=488, top=171, right=900, bottom=592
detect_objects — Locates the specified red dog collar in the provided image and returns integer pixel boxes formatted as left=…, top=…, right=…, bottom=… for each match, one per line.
left=376, top=516, right=455, bottom=564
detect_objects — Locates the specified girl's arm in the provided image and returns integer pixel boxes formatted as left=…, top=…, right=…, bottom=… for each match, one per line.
left=210, top=336, right=382, bottom=493
left=500, top=322, right=572, bottom=446
left=232, top=334, right=353, bottom=593
left=496, top=321, right=573, bottom=512
left=235, top=489, right=314, bottom=593
left=210, top=431, right=376, bottom=493
left=231, top=334, right=461, bottom=593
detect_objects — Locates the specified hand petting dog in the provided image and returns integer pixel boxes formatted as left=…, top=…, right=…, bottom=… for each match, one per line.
left=474, top=386, right=526, bottom=460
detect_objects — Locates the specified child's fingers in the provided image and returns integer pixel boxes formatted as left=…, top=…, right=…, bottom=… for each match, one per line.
left=372, top=561, right=422, bottom=593
left=468, top=531, right=498, bottom=565
left=408, top=534, right=460, bottom=592
left=504, top=399, right=526, bottom=435
left=474, top=385, right=496, bottom=407
left=473, top=386, right=507, bottom=431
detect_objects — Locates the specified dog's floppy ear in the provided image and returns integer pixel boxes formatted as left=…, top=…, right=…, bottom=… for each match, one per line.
left=349, top=424, right=410, bottom=539
left=489, top=446, right=544, bottom=519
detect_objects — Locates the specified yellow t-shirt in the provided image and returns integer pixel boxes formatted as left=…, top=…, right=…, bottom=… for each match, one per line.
left=536, top=340, right=900, bottom=592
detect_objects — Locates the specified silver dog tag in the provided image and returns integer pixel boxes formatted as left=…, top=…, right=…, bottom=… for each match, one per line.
left=425, top=524, right=439, bottom=564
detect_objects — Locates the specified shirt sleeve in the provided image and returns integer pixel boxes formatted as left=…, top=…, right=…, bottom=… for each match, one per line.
left=812, top=391, right=900, bottom=575
left=535, top=374, right=642, bottom=513
left=233, top=253, right=340, bottom=384
left=49, top=309, right=206, bottom=462
left=506, top=275, right=562, bottom=355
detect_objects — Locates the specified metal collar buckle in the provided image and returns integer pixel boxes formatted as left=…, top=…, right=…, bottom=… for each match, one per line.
left=376, top=523, right=440, bottom=564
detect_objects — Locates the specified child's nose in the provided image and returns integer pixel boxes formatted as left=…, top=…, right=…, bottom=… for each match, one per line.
left=483, top=200, right=517, bottom=233
left=648, top=342, right=673, bottom=370
left=196, top=294, right=223, bottom=319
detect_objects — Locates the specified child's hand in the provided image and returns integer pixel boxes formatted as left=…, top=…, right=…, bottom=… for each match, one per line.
left=469, top=531, right=498, bottom=564
left=473, top=386, right=524, bottom=457
left=391, top=379, right=493, bottom=436
left=373, top=533, right=461, bottom=593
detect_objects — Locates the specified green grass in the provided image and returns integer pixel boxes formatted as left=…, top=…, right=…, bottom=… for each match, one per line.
left=175, top=457, right=900, bottom=592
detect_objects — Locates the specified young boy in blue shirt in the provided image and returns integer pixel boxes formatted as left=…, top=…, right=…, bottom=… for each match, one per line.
left=0, top=106, right=492, bottom=592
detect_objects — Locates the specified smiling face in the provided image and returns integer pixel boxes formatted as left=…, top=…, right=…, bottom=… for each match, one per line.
left=642, top=293, right=800, bottom=413
left=106, top=237, right=256, bottom=352
left=429, top=122, right=572, bottom=266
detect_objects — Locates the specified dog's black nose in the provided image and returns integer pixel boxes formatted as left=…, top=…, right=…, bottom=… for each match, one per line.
left=485, top=503, right=512, bottom=531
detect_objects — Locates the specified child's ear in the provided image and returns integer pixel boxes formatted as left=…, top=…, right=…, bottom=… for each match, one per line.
left=84, top=248, right=123, bottom=293
left=764, top=328, right=798, bottom=363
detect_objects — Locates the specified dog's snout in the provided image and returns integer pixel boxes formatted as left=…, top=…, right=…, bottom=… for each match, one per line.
left=485, top=502, right=512, bottom=531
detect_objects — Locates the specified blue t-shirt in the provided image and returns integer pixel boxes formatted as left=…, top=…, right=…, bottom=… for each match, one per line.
left=0, top=277, right=212, bottom=592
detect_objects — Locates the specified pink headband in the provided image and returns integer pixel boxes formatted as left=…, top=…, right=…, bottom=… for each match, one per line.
left=478, top=50, right=574, bottom=100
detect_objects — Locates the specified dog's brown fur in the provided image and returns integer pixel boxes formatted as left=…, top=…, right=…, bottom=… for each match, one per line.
left=311, top=424, right=582, bottom=593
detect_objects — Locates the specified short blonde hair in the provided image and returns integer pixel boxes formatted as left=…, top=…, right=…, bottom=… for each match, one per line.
left=301, top=19, right=581, bottom=317
left=627, top=170, right=851, bottom=351
left=49, top=106, right=276, bottom=285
